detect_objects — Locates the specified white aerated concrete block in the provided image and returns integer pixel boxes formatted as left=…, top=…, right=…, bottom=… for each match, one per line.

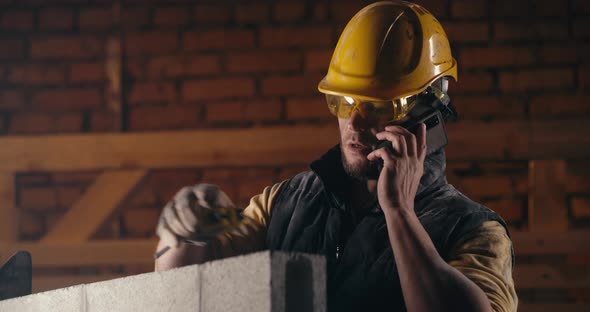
left=0, top=251, right=325, bottom=312
left=85, top=264, right=200, bottom=312
left=200, top=251, right=326, bottom=312
left=0, top=285, right=83, bottom=312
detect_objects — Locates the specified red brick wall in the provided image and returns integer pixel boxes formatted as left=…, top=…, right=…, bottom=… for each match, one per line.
left=2, top=0, right=590, bottom=300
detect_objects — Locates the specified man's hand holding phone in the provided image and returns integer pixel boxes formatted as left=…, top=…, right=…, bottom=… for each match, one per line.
left=367, top=123, right=427, bottom=216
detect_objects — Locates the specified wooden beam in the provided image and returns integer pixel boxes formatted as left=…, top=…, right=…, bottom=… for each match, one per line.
left=0, top=125, right=338, bottom=171
left=0, top=172, right=17, bottom=245
left=4, top=240, right=157, bottom=267
left=0, top=120, right=587, bottom=172
left=42, top=170, right=147, bottom=243
left=528, top=160, right=568, bottom=232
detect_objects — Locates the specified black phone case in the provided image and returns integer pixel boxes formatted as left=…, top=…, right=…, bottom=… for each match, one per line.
left=367, top=110, right=447, bottom=180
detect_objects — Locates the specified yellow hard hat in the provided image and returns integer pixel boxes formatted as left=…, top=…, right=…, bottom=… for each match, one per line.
left=318, top=1, right=457, bottom=102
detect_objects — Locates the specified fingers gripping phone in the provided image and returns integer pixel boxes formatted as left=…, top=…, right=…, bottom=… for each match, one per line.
left=366, top=101, right=451, bottom=180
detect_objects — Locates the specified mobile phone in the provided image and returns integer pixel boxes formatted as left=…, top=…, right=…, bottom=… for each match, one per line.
left=366, top=110, right=448, bottom=180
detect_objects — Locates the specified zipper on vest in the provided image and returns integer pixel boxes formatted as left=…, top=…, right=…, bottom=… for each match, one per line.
left=335, top=245, right=341, bottom=260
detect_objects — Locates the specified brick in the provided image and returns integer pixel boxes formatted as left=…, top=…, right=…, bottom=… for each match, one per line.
left=31, top=36, right=103, bottom=59
left=206, top=99, right=282, bottom=123
left=20, top=186, right=58, bottom=211
left=411, top=0, right=448, bottom=18
left=56, top=185, right=84, bottom=208
left=459, top=176, right=513, bottom=198
left=574, top=18, right=590, bottom=38
left=514, top=175, right=528, bottom=195
left=535, top=0, right=568, bottom=17
left=123, top=208, right=159, bottom=237
left=442, top=22, right=489, bottom=43
left=183, top=30, right=255, bottom=51
left=7, top=64, right=67, bottom=85
left=129, top=105, right=201, bottom=131
left=273, top=1, right=306, bottom=22
left=499, top=68, right=575, bottom=92
left=9, top=112, right=82, bottom=134
left=0, top=90, right=27, bottom=109
left=125, top=32, right=178, bottom=56
left=19, top=213, right=45, bottom=240
left=494, top=22, right=568, bottom=42
left=183, top=78, right=255, bottom=101
left=90, top=111, right=118, bottom=132
left=311, top=1, right=328, bottom=21
left=286, top=97, right=333, bottom=120
left=227, top=51, right=301, bottom=74
left=572, top=197, right=590, bottom=218
left=202, top=168, right=276, bottom=182
left=530, top=94, right=590, bottom=116
left=128, top=82, right=177, bottom=105
left=485, top=199, right=525, bottom=223
left=125, top=58, right=147, bottom=80
left=154, top=7, right=190, bottom=27
left=194, top=4, right=232, bottom=23
left=278, top=165, right=309, bottom=181
left=459, top=46, right=535, bottom=68
left=260, top=26, right=332, bottom=48
left=236, top=2, right=270, bottom=23
left=449, top=72, right=494, bottom=93
left=490, top=0, right=531, bottom=18
left=127, top=186, right=159, bottom=208
left=31, top=88, right=102, bottom=111
left=573, top=0, right=590, bottom=14
left=567, top=174, right=590, bottom=194
left=1, top=10, right=34, bottom=30
left=69, top=62, right=107, bottom=83
left=147, top=55, right=220, bottom=78
left=305, top=49, right=332, bottom=72
left=39, top=9, right=74, bottom=30
left=147, top=170, right=197, bottom=191
left=261, top=74, right=324, bottom=96
left=0, top=39, right=24, bottom=59
left=79, top=8, right=115, bottom=30
left=237, top=177, right=276, bottom=206
left=451, top=0, right=487, bottom=18
left=452, top=96, right=526, bottom=119
left=330, top=1, right=369, bottom=22
left=121, top=7, right=150, bottom=29
left=581, top=67, right=590, bottom=89
left=539, top=44, right=582, bottom=64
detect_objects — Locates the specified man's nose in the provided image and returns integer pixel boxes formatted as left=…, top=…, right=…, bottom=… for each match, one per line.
left=348, top=109, right=369, bottom=132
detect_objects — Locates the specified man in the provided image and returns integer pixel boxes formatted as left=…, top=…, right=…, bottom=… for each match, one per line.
left=155, top=1, right=517, bottom=311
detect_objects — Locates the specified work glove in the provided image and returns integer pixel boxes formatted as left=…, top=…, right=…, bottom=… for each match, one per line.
left=156, top=184, right=240, bottom=249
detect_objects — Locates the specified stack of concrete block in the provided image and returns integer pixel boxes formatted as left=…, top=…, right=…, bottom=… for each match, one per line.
left=0, top=251, right=326, bottom=312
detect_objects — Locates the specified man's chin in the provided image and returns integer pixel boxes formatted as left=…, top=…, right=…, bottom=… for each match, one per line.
left=342, top=155, right=370, bottom=181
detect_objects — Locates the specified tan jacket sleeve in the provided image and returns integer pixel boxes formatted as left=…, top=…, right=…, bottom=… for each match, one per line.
left=447, top=220, right=518, bottom=312
left=210, top=181, right=285, bottom=259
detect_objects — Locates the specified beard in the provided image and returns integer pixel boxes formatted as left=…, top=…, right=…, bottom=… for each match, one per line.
left=341, top=147, right=371, bottom=182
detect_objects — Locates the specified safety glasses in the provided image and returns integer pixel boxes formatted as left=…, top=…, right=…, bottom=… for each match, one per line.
left=325, top=93, right=418, bottom=122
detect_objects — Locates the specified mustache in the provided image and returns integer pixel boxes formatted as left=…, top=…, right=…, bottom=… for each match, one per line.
left=344, top=132, right=377, bottom=146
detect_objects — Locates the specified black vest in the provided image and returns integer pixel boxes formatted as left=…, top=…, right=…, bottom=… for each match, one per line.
left=266, top=145, right=511, bottom=311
